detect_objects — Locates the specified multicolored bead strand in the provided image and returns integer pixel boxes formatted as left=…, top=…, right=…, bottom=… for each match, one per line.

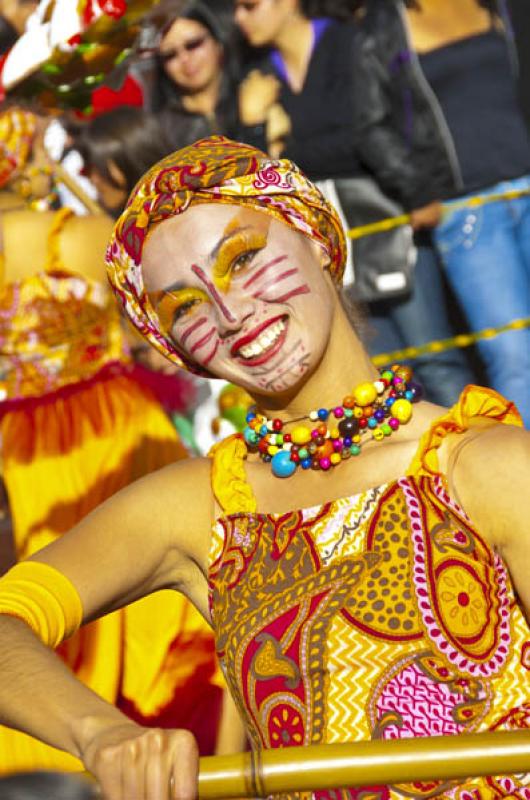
left=243, top=365, right=422, bottom=478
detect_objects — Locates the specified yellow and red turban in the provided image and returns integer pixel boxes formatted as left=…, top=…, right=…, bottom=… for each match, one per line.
left=0, top=108, right=36, bottom=190
left=106, top=136, right=347, bottom=372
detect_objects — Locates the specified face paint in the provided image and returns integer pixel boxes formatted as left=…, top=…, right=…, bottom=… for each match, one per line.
left=143, top=205, right=335, bottom=391
left=212, top=215, right=269, bottom=293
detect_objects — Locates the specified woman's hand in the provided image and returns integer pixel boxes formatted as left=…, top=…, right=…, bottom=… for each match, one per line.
left=239, top=70, right=280, bottom=125
left=410, top=201, right=443, bottom=230
left=266, top=103, right=292, bottom=159
left=83, top=721, right=199, bottom=800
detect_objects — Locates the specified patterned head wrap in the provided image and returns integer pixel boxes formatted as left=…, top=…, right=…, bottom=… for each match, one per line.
left=106, top=135, right=347, bottom=372
left=0, top=108, right=37, bottom=189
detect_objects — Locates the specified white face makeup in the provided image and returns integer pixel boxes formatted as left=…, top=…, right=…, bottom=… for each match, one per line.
left=143, top=204, right=335, bottom=396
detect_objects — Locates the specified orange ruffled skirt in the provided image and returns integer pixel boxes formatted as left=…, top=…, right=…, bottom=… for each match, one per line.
left=0, top=366, right=222, bottom=773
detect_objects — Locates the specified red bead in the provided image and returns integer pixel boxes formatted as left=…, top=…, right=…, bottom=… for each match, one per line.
left=359, top=418, right=368, bottom=429
left=290, top=452, right=300, bottom=463
left=273, top=418, right=283, bottom=431
left=258, top=439, right=269, bottom=454
left=283, top=433, right=292, bottom=443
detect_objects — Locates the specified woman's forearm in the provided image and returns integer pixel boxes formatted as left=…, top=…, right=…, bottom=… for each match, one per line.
left=0, top=615, right=127, bottom=759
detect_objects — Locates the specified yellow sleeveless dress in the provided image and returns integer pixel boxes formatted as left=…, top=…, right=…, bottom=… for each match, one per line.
left=208, top=387, right=530, bottom=799
left=0, top=214, right=222, bottom=773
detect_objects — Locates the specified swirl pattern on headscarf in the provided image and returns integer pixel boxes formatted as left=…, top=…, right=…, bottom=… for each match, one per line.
left=0, top=108, right=36, bottom=189
left=106, top=136, right=347, bottom=372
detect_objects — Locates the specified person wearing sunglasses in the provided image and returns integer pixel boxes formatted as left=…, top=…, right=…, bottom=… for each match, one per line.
left=144, top=0, right=240, bottom=149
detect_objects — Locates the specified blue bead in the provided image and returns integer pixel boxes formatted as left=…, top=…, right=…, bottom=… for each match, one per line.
left=374, top=408, right=386, bottom=422
left=343, top=437, right=352, bottom=448
left=367, top=417, right=377, bottom=429
left=301, top=457, right=312, bottom=470
left=260, top=424, right=268, bottom=436
left=317, top=408, right=329, bottom=420
left=405, top=390, right=414, bottom=402
left=271, top=450, right=297, bottom=478
left=246, top=411, right=256, bottom=424
left=244, top=427, right=258, bottom=445
left=385, top=397, right=395, bottom=407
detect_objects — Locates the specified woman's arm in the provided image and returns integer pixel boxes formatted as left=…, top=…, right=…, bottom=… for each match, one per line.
left=449, top=424, right=530, bottom=619
left=0, top=457, right=214, bottom=799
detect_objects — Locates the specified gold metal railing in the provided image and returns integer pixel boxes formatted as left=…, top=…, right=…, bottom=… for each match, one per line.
left=198, top=731, right=530, bottom=799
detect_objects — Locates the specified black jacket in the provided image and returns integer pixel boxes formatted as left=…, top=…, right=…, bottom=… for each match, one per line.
left=237, top=20, right=361, bottom=181
left=352, top=0, right=465, bottom=210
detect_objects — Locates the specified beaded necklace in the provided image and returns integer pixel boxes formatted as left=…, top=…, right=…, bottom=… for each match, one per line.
left=243, top=365, right=422, bottom=478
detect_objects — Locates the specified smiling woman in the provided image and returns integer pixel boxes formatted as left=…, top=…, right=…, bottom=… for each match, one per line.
left=0, top=136, right=529, bottom=800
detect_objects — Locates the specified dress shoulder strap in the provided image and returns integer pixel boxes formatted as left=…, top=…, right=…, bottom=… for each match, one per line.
left=209, top=434, right=258, bottom=515
left=408, top=385, right=522, bottom=478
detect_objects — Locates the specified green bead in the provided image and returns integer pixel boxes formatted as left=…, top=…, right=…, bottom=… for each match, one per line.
left=344, top=408, right=354, bottom=418
left=276, top=434, right=284, bottom=445
left=298, top=448, right=308, bottom=459
left=350, top=444, right=361, bottom=456
left=382, top=424, right=392, bottom=436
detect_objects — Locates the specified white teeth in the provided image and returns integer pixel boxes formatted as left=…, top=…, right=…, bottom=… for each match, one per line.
left=238, top=319, right=286, bottom=359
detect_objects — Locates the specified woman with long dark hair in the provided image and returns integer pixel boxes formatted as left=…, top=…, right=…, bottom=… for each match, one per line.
left=144, top=0, right=239, bottom=147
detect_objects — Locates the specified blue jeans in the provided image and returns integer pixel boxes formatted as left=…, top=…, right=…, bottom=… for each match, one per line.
left=434, top=175, right=530, bottom=426
left=367, top=237, right=476, bottom=408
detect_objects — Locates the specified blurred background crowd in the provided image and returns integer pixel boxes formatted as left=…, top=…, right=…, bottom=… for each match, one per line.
left=0, top=0, right=530, bottom=790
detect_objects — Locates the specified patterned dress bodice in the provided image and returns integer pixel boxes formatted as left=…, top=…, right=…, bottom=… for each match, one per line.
left=207, top=387, right=530, bottom=800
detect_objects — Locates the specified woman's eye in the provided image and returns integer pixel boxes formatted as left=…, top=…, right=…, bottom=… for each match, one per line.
left=232, top=249, right=259, bottom=272
left=174, top=299, right=199, bottom=322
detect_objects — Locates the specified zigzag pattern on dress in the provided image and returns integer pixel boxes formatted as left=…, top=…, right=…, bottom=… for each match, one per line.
left=325, top=612, right=394, bottom=742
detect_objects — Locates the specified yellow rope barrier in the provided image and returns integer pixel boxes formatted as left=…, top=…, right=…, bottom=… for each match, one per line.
left=198, top=730, right=530, bottom=798
left=347, top=186, right=530, bottom=240
left=371, top=316, right=530, bottom=367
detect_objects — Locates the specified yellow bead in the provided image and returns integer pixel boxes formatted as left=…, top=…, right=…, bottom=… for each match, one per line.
left=330, top=427, right=340, bottom=440
left=268, top=445, right=279, bottom=456
left=330, top=453, right=341, bottom=465
left=372, top=428, right=385, bottom=441
left=353, top=382, right=378, bottom=407
left=353, top=435, right=361, bottom=443
left=353, top=407, right=364, bottom=419
left=392, top=398, right=413, bottom=424
left=291, top=425, right=311, bottom=445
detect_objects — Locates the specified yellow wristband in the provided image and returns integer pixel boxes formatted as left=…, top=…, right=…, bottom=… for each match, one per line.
left=0, top=560, right=83, bottom=648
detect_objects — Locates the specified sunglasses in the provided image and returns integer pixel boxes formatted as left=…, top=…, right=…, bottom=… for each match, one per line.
left=158, top=33, right=210, bottom=63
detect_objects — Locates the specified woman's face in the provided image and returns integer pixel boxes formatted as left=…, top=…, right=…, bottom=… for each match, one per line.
left=158, top=18, right=223, bottom=94
left=143, top=204, right=335, bottom=396
left=234, top=0, right=296, bottom=48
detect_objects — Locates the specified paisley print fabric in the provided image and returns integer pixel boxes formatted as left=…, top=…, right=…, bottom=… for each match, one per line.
left=106, top=136, right=347, bottom=373
left=208, top=387, right=530, bottom=799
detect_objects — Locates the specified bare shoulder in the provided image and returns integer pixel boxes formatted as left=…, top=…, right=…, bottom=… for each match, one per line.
left=33, top=456, right=215, bottom=621
left=447, top=421, right=530, bottom=551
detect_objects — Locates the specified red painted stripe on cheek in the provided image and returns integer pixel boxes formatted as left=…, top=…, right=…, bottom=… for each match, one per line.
left=269, top=285, right=311, bottom=303
left=242, top=255, right=288, bottom=289
left=253, top=268, right=300, bottom=298
left=190, top=327, right=216, bottom=355
left=202, top=340, right=219, bottom=367
left=180, top=316, right=207, bottom=346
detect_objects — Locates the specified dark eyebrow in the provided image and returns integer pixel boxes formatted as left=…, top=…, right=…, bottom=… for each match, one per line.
left=208, top=226, right=252, bottom=263
left=156, top=279, right=188, bottom=297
